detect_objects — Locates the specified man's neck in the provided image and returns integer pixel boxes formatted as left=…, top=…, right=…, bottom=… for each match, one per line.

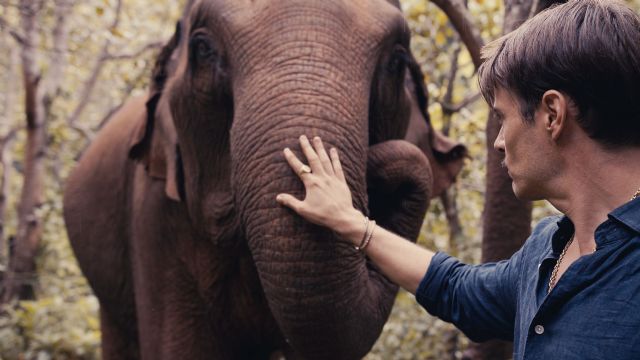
left=547, top=144, right=640, bottom=254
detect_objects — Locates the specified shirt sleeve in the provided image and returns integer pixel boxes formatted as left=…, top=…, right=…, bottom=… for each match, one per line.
left=415, top=248, right=523, bottom=342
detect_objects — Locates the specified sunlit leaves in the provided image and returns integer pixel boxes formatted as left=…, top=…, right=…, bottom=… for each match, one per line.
left=0, top=0, right=182, bottom=358
left=1, top=0, right=639, bottom=358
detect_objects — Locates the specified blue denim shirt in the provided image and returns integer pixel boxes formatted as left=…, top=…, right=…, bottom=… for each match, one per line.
left=416, top=198, right=640, bottom=359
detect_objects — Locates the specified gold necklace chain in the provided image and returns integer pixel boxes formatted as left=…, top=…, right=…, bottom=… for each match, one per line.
left=548, top=235, right=573, bottom=294
left=548, top=187, right=640, bottom=295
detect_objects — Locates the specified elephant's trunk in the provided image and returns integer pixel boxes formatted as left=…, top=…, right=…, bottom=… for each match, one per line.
left=231, top=77, right=382, bottom=360
left=367, top=140, right=433, bottom=238
left=231, top=89, right=432, bottom=359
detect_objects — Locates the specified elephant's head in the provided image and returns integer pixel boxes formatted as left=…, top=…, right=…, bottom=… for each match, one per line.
left=129, top=0, right=464, bottom=358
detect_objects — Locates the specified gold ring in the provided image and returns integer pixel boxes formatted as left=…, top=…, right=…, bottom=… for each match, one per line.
left=298, top=165, right=312, bottom=176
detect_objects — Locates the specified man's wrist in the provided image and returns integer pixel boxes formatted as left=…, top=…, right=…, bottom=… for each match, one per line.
left=333, top=208, right=367, bottom=244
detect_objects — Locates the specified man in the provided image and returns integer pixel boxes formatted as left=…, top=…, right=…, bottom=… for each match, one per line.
left=275, top=0, right=640, bottom=358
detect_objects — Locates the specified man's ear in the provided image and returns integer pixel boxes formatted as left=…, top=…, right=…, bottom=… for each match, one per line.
left=540, top=90, right=568, bottom=141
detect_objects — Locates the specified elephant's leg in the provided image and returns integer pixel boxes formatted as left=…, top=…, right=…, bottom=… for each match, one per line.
left=131, top=236, right=264, bottom=359
left=130, top=169, right=229, bottom=359
left=131, top=171, right=282, bottom=359
left=100, top=307, right=140, bottom=360
left=134, top=272, right=218, bottom=359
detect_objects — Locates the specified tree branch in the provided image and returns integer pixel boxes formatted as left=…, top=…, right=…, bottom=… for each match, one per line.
left=503, top=0, right=536, bottom=33
left=67, top=43, right=107, bottom=126
left=528, top=0, right=541, bottom=19
left=102, top=41, right=163, bottom=61
left=0, top=15, right=25, bottom=45
left=67, top=0, right=122, bottom=126
left=110, top=0, right=123, bottom=30
left=438, top=92, right=482, bottom=114
left=94, top=102, right=123, bottom=132
left=430, top=0, right=485, bottom=69
left=68, top=124, right=93, bottom=143
left=441, top=45, right=462, bottom=124
left=0, top=127, right=20, bottom=148
left=42, top=0, right=73, bottom=108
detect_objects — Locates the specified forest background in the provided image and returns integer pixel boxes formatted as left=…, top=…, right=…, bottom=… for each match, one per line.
left=0, top=0, right=638, bottom=359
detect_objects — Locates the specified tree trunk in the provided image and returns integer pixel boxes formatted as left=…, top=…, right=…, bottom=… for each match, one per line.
left=1, top=0, right=70, bottom=303
left=0, top=41, right=20, bottom=269
left=7, top=85, right=46, bottom=301
left=2, top=0, right=45, bottom=303
left=0, top=130, right=18, bottom=271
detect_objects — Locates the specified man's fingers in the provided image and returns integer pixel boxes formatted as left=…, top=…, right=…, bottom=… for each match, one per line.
left=299, top=135, right=325, bottom=175
left=276, top=193, right=304, bottom=213
left=312, top=136, right=334, bottom=175
left=283, top=148, right=310, bottom=180
left=330, top=147, right=346, bottom=182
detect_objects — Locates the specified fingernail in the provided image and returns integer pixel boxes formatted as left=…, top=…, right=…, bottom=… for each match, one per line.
left=284, top=147, right=290, bottom=154
left=330, top=148, right=336, bottom=155
left=276, top=194, right=282, bottom=201
left=314, top=136, right=320, bottom=142
left=300, top=135, right=307, bottom=141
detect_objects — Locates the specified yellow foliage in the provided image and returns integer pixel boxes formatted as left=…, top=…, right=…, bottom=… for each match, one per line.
left=0, top=0, right=637, bottom=359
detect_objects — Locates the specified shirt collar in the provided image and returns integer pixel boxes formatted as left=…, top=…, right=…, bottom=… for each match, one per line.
left=551, top=197, right=640, bottom=254
left=551, top=216, right=574, bottom=255
left=608, top=196, right=640, bottom=234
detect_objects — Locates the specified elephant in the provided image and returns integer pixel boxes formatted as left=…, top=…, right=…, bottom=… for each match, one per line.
left=63, top=0, right=466, bottom=359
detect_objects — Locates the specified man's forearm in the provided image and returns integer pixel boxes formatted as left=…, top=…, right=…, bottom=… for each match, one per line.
left=336, top=209, right=435, bottom=294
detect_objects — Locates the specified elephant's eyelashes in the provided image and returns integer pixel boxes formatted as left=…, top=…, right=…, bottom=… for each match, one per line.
left=189, top=35, right=219, bottom=65
left=188, top=33, right=230, bottom=96
left=387, top=46, right=410, bottom=75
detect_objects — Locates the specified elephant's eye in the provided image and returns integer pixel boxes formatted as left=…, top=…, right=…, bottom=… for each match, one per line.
left=190, top=34, right=218, bottom=64
left=387, top=46, right=410, bottom=75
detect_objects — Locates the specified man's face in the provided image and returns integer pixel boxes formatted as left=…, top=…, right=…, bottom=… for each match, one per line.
left=492, top=88, right=558, bottom=200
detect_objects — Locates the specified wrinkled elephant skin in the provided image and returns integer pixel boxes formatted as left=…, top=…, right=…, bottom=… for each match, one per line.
left=64, top=1, right=465, bottom=359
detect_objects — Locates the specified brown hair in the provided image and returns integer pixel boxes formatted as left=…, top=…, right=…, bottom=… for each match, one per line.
left=478, top=0, right=640, bottom=147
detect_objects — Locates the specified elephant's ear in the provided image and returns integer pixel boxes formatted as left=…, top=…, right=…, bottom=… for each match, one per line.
left=405, top=56, right=468, bottom=197
left=129, top=94, right=183, bottom=202
left=128, top=20, right=184, bottom=202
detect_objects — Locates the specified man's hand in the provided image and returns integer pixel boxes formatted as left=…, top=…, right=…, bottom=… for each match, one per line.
left=276, top=135, right=365, bottom=243
left=276, top=135, right=435, bottom=294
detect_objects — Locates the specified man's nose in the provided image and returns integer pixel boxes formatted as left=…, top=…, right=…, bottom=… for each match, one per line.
left=493, top=126, right=505, bottom=153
